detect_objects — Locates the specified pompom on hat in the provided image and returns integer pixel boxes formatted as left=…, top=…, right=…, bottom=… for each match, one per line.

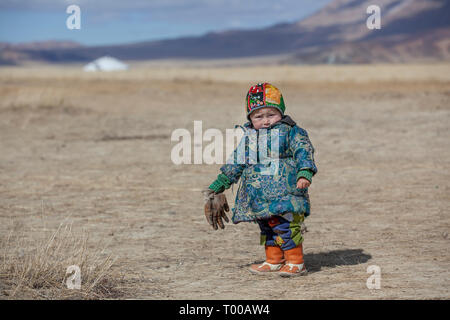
left=246, top=82, right=285, bottom=119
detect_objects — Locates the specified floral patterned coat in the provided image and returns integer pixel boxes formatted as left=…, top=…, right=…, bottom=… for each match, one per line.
left=220, top=116, right=317, bottom=223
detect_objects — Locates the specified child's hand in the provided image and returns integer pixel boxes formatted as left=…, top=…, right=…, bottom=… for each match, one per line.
left=296, top=178, right=311, bottom=189
left=203, top=189, right=230, bottom=230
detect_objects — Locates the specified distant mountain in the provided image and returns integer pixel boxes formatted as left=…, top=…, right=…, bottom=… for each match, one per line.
left=0, top=41, right=84, bottom=65
left=1, top=0, right=449, bottom=65
left=285, top=0, right=450, bottom=63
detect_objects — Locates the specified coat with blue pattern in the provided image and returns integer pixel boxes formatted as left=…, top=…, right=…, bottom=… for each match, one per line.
left=220, top=116, right=317, bottom=223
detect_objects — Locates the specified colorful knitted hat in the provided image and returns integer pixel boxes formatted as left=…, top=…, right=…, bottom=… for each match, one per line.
left=246, top=82, right=285, bottom=119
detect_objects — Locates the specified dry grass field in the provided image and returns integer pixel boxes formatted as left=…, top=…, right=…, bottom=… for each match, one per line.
left=0, top=63, right=449, bottom=299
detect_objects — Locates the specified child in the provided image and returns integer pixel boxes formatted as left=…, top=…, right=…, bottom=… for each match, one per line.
left=203, top=82, right=317, bottom=277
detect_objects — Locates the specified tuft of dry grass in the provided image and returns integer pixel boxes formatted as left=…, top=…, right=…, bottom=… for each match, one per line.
left=0, top=221, right=126, bottom=299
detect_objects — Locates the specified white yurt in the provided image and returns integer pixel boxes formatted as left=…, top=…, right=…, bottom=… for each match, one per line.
left=83, top=56, right=128, bottom=72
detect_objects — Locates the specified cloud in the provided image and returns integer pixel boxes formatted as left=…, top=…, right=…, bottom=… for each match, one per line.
left=0, top=0, right=333, bottom=44
left=0, top=0, right=236, bottom=11
left=0, top=0, right=332, bottom=27
left=0, top=0, right=331, bottom=15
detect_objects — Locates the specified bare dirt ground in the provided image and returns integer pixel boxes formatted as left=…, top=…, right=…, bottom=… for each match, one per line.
left=0, top=63, right=449, bottom=299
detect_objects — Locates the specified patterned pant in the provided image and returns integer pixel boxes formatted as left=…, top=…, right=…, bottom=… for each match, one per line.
left=257, top=213, right=304, bottom=251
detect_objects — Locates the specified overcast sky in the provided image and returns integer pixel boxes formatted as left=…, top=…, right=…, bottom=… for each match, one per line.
left=0, top=0, right=332, bottom=45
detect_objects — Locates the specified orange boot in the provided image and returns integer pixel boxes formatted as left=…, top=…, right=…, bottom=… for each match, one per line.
left=249, top=246, right=284, bottom=274
left=279, top=244, right=307, bottom=277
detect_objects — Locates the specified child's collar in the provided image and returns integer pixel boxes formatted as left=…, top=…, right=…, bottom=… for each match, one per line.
left=243, top=115, right=297, bottom=129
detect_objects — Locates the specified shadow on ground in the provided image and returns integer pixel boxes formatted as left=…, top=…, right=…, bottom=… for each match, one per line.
left=305, top=249, right=371, bottom=273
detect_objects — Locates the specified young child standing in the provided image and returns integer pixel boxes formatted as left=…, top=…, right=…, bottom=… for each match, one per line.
left=203, top=82, right=317, bottom=277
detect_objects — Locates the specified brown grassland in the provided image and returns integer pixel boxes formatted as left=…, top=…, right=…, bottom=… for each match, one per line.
left=0, top=63, right=449, bottom=299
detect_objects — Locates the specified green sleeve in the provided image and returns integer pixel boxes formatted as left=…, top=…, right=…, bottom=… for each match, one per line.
left=208, top=173, right=232, bottom=193
left=297, top=169, right=313, bottom=183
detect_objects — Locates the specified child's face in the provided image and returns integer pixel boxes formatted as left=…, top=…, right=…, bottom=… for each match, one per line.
left=249, top=107, right=282, bottom=129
